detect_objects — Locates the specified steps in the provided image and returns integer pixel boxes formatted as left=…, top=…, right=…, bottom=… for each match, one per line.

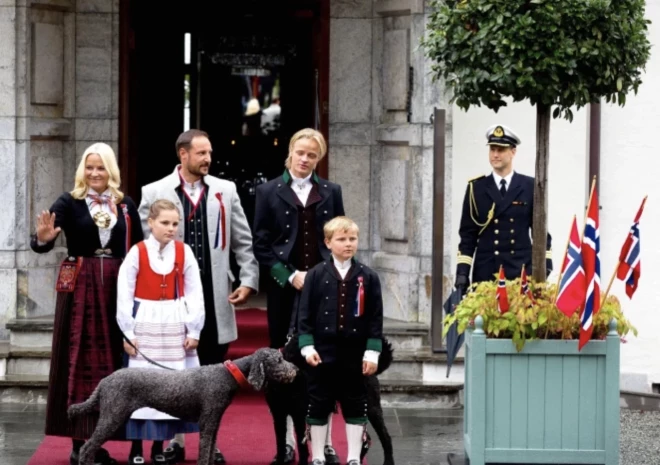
left=1, top=314, right=465, bottom=406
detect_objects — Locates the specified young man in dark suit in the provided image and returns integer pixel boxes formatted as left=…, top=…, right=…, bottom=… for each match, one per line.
left=298, top=216, right=384, bottom=465
left=253, top=128, right=345, bottom=464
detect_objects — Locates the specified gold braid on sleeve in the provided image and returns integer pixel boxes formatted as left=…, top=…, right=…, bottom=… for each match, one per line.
left=468, top=182, right=496, bottom=235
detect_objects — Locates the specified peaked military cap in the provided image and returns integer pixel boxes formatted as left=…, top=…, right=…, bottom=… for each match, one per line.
left=485, top=124, right=521, bottom=147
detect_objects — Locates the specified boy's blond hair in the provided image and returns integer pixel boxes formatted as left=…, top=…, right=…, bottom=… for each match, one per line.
left=323, top=216, right=359, bottom=240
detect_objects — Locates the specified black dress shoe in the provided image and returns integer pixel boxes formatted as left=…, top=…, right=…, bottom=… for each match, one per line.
left=324, top=446, right=340, bottom=465
left=163, top=443, right=185, bottom=464
left=271, top=444, right=295, bottom=464
left=151, top=453, right=168, bottom=465
left=70, top=448, right=118, bottom=465
left=128, top=455, right=145, bottom=465
left=214, top=448, right=226, bottom=464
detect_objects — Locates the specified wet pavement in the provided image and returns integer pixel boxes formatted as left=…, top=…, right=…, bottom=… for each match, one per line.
left=0, top=403, right=465, bottom=465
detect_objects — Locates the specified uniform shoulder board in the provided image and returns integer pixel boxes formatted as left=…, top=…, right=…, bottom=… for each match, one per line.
left=468, top=174, right=486, bottom=183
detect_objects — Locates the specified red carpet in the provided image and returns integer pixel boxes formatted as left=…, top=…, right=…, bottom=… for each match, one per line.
left=28, top=308, right=359, bottom=464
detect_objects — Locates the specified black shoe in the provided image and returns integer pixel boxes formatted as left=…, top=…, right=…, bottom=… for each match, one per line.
left=163, top=443, right=185, bottom=464
left=271, top=444, right=295, bottom=464
left=128, top=455, right=145, bottom=465
left=151, top=453, right=168, bottom=465
left=324, top=446, right=340, bottom=465
left=214, top=448, right=226, bottom=464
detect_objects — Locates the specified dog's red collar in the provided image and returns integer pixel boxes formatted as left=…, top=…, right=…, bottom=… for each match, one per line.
left=224, top=360, right=250, bottom=389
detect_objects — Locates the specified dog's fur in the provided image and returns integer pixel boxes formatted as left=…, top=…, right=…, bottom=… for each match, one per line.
left=265, top=336, right=394, bottom=465
left=68, top=348, right=297, bottom=465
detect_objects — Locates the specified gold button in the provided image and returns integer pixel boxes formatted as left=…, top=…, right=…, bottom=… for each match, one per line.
left=494, top=251, right=499, bottom=255
left=510, top=229, right=514, bottom=233
left=510, top=218, right=514, bottom=222
left=511, top=251, right=516, bottom=255
left=494, top=219, right=499, bottom=224
left=494, top=240, right=499, bottom=245
left=495, top=230, right=499, bottom=234
left=511, top=240, right=515, bottom=244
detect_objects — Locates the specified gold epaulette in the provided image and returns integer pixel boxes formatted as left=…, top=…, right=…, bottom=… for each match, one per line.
left=468, top=174, right=486, bottom=183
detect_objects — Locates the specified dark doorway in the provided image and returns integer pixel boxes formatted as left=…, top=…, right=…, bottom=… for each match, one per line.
left=120, top=0, right=329, bottom=212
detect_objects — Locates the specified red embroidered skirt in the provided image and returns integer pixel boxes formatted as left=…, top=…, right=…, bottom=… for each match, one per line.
left=44, top=257, right=125, bottom=440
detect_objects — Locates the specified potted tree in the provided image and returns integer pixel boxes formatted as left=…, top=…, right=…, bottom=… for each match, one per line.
left=422, top=1, right=650, bottom=463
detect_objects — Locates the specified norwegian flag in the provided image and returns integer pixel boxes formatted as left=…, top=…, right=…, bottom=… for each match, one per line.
left=616, top=196, right=646, bottom=299
left=496, top=265, right=510, bottom=314
left=579, top=187, right=600, bottom=351
left=354, top=276, right=365, bottom=317
left=556, top=215, right=586, bottom=316
left=520, top=266, right=536, bottom=305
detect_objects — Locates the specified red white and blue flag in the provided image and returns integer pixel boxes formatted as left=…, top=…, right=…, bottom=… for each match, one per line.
left=556, top=215, right=586, bottom=317
left=579, top=187, right=600, bottom=351
left=520, top=266, right=536, bottom=305
left=497, top=265, right=509, bottom=314
left=616, top=196, right=646, bottom=299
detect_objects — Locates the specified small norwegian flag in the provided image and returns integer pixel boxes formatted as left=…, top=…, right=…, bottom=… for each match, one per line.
left=214, top=193, right=226, bottom=250
left=354, top=276, right=365, bottom=317
left=496, top=265, right=509, bottom=314
left=520, top=265, right=536, bottom=305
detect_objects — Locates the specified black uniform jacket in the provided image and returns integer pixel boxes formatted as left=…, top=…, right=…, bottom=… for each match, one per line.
left=253, top=170, right=345, bottom=287
left=297, top=259, right=383, bottom=362
left=456, top=172, right=552, bottom=283
left=30, top=192, right=143, bottom=257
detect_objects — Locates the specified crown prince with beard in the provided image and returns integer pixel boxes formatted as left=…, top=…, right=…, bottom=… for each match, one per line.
left=137, top=129, right=260, bottom=464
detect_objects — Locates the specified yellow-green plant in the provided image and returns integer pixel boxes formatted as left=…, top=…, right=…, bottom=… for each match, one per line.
left=443, top=278, right=637, bottom=351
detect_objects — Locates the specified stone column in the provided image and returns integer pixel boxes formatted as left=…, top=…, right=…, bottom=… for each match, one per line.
left=0, top=0, right=119, bottom=339
left=369, top=0, right=452, bottom=324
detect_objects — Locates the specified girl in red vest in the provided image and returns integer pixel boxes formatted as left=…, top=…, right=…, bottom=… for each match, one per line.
left=117, top=199, right=205, bottom=465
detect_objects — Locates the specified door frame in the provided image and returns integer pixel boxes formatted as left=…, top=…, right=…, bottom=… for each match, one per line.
left=118, top=0, right=330, bottom=200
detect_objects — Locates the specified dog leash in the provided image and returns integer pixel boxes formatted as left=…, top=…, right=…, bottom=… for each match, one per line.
left=121, top=332, right=176, bottom=371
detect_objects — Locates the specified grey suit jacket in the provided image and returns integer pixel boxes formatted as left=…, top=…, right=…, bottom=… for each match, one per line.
left=138, top=166, right=259, bottom=344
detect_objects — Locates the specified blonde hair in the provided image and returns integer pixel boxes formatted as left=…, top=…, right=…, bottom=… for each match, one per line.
left=285, top=128, right=327, bottom=169
left=70, top=143, right=124, bottom=202
left=148, top=199, right=179, bottom=220
left=323, top=216, right=359, bottom=240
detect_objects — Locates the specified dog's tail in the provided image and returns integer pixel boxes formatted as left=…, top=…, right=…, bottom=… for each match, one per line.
left=67, top=383, right=101, bottom=419
left=376, top=337, right=394, bottom=375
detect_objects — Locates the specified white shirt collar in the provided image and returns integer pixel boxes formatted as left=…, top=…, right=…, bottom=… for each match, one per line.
left=146, top=233, right=174, bottom=253
left=492, top=171, right=514, bottom=188
left=289, top=170, right=312, bottom=187
left=333, top=255, right=352, bottom=270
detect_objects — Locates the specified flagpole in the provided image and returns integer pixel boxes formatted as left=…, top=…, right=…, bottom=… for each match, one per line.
left=582, top=176, right=597, bottom=243
left=553, top=215, right=576, bottom=303
left=601, top=195, right=648, bottom=306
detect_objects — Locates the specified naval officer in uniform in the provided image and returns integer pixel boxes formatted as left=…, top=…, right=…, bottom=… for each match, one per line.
left=455, top=124, right=553, bottom=292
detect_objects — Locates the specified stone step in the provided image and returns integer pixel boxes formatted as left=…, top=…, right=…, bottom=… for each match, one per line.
left=5, top=346, right=52, bottom=376
left=379, top=379, right=464, bottom=409
left=382, top=318, right=429, bottom=351
left=382, top=346, right=464, bottom=383
left=6, top=317, right=54, bottom=348
left=0, top=374, right=49, bottom=404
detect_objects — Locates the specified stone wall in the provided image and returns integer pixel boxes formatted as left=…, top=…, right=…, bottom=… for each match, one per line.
left=328, top=0, right=452, bottom=324
left=0, top=0, right=119, bottom=338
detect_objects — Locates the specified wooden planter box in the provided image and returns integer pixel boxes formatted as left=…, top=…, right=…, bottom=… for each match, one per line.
left=463, top=316, right=620, bottom=465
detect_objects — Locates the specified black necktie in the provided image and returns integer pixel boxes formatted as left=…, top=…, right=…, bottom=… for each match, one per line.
left=499, top=179, right=507, bottom=197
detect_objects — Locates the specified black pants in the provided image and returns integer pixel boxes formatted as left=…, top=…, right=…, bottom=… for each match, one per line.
left=306, top=354, right=367, bottom=425
left=266, top=281, right=299, bottom=349
left=197, top=270, right=230, bottom=366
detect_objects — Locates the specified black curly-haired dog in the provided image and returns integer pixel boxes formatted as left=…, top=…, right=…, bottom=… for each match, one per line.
left=265, top=335, right=394, bottom=465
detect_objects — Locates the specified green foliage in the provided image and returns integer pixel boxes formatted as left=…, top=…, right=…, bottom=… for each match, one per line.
left=422, top=0, right=652, bottom=120
left=443, top=278, right=637, bottom=351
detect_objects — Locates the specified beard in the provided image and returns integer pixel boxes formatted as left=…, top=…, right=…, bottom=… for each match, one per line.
left=187, top=162, right=209, bottom=177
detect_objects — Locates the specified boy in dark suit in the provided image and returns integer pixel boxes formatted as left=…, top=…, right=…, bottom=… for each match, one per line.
left=298, top=216, right=384, bottom=465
